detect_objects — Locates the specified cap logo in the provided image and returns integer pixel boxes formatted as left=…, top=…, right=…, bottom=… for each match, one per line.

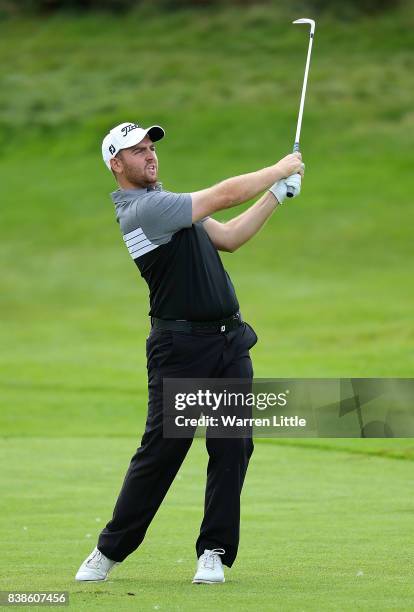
left=109, top=144, right=116, bottom=155
left=121, top=123, right=142, bottom=138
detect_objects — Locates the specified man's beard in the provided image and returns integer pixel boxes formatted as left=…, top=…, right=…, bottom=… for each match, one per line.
left=124, top=162, right=158, bottom=188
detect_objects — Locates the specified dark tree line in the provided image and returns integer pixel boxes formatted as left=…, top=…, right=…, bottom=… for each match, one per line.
left=0, top=0, right=402, bottom=17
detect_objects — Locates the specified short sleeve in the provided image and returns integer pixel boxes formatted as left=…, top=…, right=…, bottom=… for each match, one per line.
left=137, top=190, right=192, bottom=243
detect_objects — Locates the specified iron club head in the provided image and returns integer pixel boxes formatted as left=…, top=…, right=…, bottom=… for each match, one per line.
left=293, top=18, right=316, bottom=35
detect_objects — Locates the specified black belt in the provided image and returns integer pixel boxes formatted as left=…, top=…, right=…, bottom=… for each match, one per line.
left=151, top=312, right=243, bottom=334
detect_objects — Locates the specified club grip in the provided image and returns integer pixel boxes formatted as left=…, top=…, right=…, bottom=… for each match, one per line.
left=287, top=142, right=300, bottom=197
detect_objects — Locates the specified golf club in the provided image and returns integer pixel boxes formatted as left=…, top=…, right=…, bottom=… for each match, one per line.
left=286, top=18, right=316, bottom=198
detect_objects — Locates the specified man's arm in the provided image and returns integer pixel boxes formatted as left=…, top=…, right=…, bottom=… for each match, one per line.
left=191, top=153, right=302, bottom=223
left=202, top=191, right=281, bottom=252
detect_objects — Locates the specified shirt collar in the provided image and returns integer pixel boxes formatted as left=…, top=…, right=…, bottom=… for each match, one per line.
left=111, top=182, right=163, bottom=204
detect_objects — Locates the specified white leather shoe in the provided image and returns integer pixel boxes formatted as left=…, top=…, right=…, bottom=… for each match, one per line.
left=75, top=547, right=119, bottom=581
left=192, top=548, right=225, bottom=584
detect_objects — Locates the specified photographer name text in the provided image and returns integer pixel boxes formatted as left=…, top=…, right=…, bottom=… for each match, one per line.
left=175, top=415, right=306, bottom=428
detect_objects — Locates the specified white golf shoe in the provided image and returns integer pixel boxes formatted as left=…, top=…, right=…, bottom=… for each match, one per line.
left=192, top=548, right=225, bottom=584
left=75, top=547, right=119, bottom=582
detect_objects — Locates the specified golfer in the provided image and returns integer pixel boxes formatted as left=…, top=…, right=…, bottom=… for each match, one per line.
left=75, top=121, right=303, bottom=584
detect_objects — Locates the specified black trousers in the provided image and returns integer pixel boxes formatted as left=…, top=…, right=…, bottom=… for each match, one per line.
left=97, top=321, right=258, bottom=568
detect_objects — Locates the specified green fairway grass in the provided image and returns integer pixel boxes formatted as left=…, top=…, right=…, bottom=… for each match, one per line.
left=1, top=437, right=414, bottom=611
left=1, top=4, right=414, bottom=610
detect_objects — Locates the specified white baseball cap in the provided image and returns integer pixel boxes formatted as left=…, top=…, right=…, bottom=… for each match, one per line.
left=102, top=121, right=165, bottom=170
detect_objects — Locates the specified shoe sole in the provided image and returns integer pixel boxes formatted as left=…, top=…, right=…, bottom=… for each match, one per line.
left=75, top=577, right=108, bottom=582
left=192, top=579, right=225, bottom=584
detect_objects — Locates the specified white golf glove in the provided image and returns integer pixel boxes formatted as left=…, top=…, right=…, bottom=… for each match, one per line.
left=269, top=173, right=302, bottom=204
left=268, top=178, right=288, bottom=204
left=286, top=172, right=302, bottom=198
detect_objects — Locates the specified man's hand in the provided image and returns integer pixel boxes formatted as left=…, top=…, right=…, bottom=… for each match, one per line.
left=285, top=173, right=302, bottom=198
left=269, top=173, right=302, bottom=204
left=268, top=178, right=288, bottom=205
left=274, top=152, right=303, bottom=179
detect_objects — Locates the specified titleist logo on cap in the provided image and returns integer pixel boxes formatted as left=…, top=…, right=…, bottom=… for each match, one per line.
left=121, top=123, right=142, bottom=137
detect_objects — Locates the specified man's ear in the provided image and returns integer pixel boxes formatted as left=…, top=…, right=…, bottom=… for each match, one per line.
left=110, top=155, right=123, bottom=175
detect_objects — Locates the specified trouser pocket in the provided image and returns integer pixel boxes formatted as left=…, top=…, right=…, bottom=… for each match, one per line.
left=242, top=322, right=258, bottom=350
left=146, top=330, right=176, bottom=369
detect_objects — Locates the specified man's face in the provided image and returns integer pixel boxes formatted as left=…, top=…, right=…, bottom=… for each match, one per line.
left=112, top=135, right=159, bottom=188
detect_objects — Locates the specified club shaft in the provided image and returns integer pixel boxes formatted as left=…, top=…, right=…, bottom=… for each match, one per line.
left=294, top=32, right=314, bottom=146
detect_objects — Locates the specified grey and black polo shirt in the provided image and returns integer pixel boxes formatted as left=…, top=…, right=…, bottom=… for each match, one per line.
left=111, top=184, right=239, bottom=321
